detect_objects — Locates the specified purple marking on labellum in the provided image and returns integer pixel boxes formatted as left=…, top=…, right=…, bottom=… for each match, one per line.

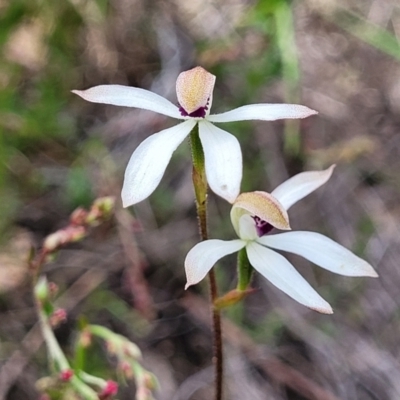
left=253, top=216, right=273, bottom=237
left=178, top=98, right=210, bottom=118
left=179, top=106, right=208, bottom=118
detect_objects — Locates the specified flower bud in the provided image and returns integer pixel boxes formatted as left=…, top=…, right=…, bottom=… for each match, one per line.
left=136, top=386, right=153, bottom=400
left=50, top=308, right=67, bottom=327
left=123, top=341, right=142, bottom=360
left=34, top=276, right=49, bottom=302
left=79, top=329, right=92, bottom=348
left=214, top=288, right=256, bottom=309
left=70, top=207, right=88, bottom=226
left=59, top=369, right=74, bottom=382
left=119, top=361, right=133, bottom=379
left=143, top=372, right=158, bottom=390
left=99, top=380, right=118, bottom=399
left=43, top=226, right=86, bottom=252
left=86, top=196, right=116, bottom=226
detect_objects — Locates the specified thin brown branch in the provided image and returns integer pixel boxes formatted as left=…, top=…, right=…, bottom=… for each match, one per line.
left=115, top=208, right=155, bottom=319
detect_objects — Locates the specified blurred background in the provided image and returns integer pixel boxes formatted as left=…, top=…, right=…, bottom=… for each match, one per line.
left=0, top=0, right=400, bottom=399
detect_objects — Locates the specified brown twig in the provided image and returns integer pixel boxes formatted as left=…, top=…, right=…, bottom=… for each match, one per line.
left=115, top=208, right=155, bottom=319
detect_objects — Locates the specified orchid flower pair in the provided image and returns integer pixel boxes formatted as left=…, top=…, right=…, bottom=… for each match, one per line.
left=73, top=66, right=377, bottom=313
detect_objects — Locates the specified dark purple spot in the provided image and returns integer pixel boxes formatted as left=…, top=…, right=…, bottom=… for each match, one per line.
left=179, top=106, right=207, bottom=118
left=253, top=216, right=273, bottom=237
left=178, top=97, right=210, bottom=118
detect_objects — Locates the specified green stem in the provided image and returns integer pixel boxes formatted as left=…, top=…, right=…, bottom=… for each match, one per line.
left=37, top=304, right=98, bottom=399
left=237, top=248, right=253, bottom=291
left=190, top=124, right=223, bottom=400
left=88, top=324, right=116, bottom=339
left=73, top=334, right=86, bottom=372
left=38, top=306, right=70, bottom=372
left=273, top=0, right=302, bottom=157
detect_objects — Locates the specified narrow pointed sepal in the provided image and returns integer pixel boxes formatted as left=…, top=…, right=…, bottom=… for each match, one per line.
left=198, top=121, right=242, bottom=203
left=271, top=165, right=335, bottom=210
left=185, top=239, right=246, bottom=289
left=208, top=104, right=317, bottom=123
left=121, top=120, right=196, bottom=206
left=72, top=85, right=182, bottom=119
left=246, top=242, right=333, bottom=314
left=258, top=231, right=378, bottom=277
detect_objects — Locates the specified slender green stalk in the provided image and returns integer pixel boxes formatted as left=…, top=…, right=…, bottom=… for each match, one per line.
left=237, top=248, right=253, bottom=291
left=273, top=1, right=301, bottom=157
left=38, top=307, right=70, bottom=372
left=74, top=345, right=85, bottom=372
left=36, top=303, right=98, bottom=399
left=323, top=7, right=400, bottom=61
left=189, top=124, right=223, bottom=400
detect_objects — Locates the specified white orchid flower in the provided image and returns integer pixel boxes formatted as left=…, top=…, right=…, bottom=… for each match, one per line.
left=184, top=166, right=378, bottom=314
left=72, top=67, right=317, bottom=206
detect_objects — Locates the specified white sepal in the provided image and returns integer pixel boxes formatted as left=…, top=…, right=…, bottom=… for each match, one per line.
left=72, top=85, right=182, bottom=119
left=121, top=120, right=196, bottom=207
left=258, top=231, right=378, bottom=277
left=207, top=103, right=317, bottom=123
left=198, top=120, right=242, bottom=203
left=246, top=242, right=333, bottom=314
left=271, top=165, right=335, bottom=210
left=185, top=239, right=246, bottom=289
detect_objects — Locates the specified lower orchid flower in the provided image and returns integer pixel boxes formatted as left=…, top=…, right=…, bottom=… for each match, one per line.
left=184, top=166, right=378, bottom=314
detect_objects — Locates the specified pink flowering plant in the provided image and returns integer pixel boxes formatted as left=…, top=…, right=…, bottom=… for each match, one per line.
left=32, top=199, right=157, bottom=400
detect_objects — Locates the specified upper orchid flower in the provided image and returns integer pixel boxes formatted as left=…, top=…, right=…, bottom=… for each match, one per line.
left=72, top=67, right=317, bottom=206
left=184, top=166, right=378, bottom=314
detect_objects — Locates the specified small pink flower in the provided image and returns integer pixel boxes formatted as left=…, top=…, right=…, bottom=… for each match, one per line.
left=59, top=369, right=74, bottom=382
left=99, top=380, right=119, bottom=399
left=50, top=308, right=67, bottom=327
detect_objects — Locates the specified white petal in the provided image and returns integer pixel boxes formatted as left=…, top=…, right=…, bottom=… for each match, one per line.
left=72, top=85, right=182, bottom=119
left=185, top=239, right=246, bottom=289
left=121, top=120, right=196, bottom=206
left=207, top=104, right=317, bottom=123
left=258, top=231, right=378, bottom=277
left=246, top=242, right=333, bottom=314
left=198, top=121, right=242, bottom=203
left=271, top=165, right=335, bottom=210
left=238, top=214, right=258, bottom=241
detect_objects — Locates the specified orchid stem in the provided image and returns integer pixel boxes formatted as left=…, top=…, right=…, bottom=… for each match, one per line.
left=237, top=248, right=253, bottom=291
left=190, top=124, right=223, bottom=400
